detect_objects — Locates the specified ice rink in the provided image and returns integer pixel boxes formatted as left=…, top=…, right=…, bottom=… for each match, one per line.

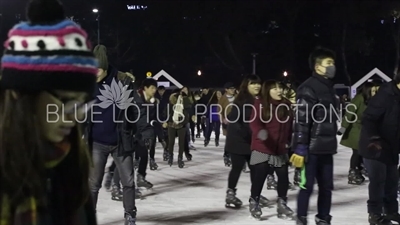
left=97, top=135, right=369, bottom=225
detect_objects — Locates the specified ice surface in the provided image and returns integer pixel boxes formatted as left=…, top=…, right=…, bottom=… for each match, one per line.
left=97, top=135, right=369, bottom=225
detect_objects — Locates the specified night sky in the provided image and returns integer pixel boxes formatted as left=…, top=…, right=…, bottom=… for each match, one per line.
left=1, top=0, right=400, bottom=87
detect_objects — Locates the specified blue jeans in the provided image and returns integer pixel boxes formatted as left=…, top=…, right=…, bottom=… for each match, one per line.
left=297, top=154, right=333, bottom=218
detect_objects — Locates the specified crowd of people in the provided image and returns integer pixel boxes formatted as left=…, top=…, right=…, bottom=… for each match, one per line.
left=2, top=0, right=400, bottom=225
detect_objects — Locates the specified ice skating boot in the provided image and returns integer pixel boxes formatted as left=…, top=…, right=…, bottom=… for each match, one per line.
left=223, top=155, right=231, bottom=167
left=178, top=156, right=185, bottom=168
left=124, top=211, right=136, bottom=225
left=362, top=167, right=369, bottom=177
left=369, top=213, right=392, bottom=225
left=215, top=139, right=219, bottom=147
left=242, top=164, right=250, bottom=173
left=294, top=168, right=301, bottom=186
left=196, top=133, right=200, bottom=138
left=111, top=185, right=123, bottom=201
left=191, top=135, right=195, bottom=143
left=149, top=159, right=158, bottom=171
left=137, top=174, right=153, bottom=189
left=266, top=174, right=277, bottom=190
left=225, top=188, right=242, bottom=209
left=296, top=216, right=307, bottom=225
left=135, top=188, right=142, bottom=199
left=185, top=152, right=192, bottom=161
left=249, top=197, right=262, bottom=220
left=168, top=153, right=173, bottom=166
left=259, top=195, right=274, bottom=208
left=276, top=197, right=294, bottom=220
left=163, top=150, right=169, bottom=161
left=385, top=213, right=400, bottom=224
left=315, top=215, right=332, bottom=225
left=133, top=159, right=140, bottom=170
left=104, top=171, right=113, bottom=192
left=204, top=139, right=210, bottom=147
left=288, top=182, right=296, bottom=190
left=189, top=144, right=196, bottom=150
left=348, top=169, right=365, bottom=185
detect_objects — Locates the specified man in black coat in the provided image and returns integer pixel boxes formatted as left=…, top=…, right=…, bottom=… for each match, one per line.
left=358, top=77, right=400, bottom=224
left=290, top=47, right=339, bottom=225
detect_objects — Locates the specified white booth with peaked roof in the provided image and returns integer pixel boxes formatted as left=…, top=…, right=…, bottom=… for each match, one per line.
left=152, top=70, right=183, bottom=89
left=350, top=68, right=392, bottom=98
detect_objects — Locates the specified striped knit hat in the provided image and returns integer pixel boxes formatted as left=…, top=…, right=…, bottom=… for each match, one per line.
left=0, top=0, right=98, bottom=93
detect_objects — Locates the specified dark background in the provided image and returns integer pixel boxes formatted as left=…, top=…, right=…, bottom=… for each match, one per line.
left=1, top=0, right=400, bottom=87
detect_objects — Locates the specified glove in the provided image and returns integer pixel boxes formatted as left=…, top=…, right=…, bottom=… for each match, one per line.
left=337, top=127, right=346, bottom=135
left=290, top=144, right=308, bottom=168
left=257, top=129, right=268, bottom=141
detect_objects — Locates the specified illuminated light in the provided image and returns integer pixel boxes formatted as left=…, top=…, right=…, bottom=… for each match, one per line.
left=146, top=72, right=152, bottom=77
left=283, top=71, right=288, bottom=77
left=92, top=8, right=99, bottom=13
left=197, top=70, right=202, bottom=76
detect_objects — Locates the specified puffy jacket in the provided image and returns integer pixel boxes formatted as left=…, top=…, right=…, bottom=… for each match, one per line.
left=359, top=81, right=400, bottom=164
left=292, top=74, right=339, bottom=155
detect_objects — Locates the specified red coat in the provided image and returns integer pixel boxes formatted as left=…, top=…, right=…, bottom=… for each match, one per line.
left=249, top=98, right=293, bottom=155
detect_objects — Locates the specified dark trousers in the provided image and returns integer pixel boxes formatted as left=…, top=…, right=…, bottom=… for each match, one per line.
left=297, top=154, right=333, bottom=218
left=189, top=120, right=195, bottom=138
left=364, top=159, right=398, bottom=214
left=135, top=142, right=149, bottom=177
left=205, top=120, right=221, bottom=140
left=89, top=142, right=136, bottom=213
left=350, top=149, right=363, bottom=170
left=197, top=116, right=205, bottom=134
left=155, top=125, right=164, bottom=142
left=228, top=153, right=254, bottom=189
left=168, top=127, right=186, bottom=158
left=251, top=162, right=289, bottom=199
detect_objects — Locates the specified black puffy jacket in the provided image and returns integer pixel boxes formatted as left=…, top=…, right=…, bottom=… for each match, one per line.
left=225, top=97, right=255, bottom=155
left=359, top=81, right=400, bottom=164
left=293, top=74, right=339, bottom=155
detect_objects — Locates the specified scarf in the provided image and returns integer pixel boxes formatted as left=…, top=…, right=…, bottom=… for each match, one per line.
left=0, top=141, right=71, bottom=225
left=172, top=94, right=184, bottom=124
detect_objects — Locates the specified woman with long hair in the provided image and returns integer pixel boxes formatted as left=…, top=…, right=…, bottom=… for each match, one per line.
left=0, top=0, right=97, bottom=223
left=224, top=75, right=272, bottom=209
left=339, top=82, right=379, bottom=185
left=249, top=80, right=294, bottom=219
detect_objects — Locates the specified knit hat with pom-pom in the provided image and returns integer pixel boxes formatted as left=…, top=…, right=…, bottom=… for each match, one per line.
left=0, top=0, right=98, bottom=93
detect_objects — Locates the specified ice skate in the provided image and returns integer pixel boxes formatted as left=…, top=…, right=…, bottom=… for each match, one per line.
left=149, top=159, right=158, bottom=171
left=296, top=216, right=307, bottom=225
left=185, top=152, right=192, bottom=161
left=242, top=164, right=250, bottom=173
left=124, top=212, right=136, bottom=225
left=111, top=185, right=123, bottom=201
left=168, top=153, right=173, bottom=166
left=293, top=168, right=301, bottom=186
left=104, top=171, right=113, bottom=192
left=276, top=197, right=294, bottom=220
left=196, top=133, right=200, bottom=138
left=178, top=156, right=185, bottom=168
left=249, top=197, right=262, bottom=220
left=315, top=215, right=332, bottom=225
left=191, top=135, right=195, bottom=143
left=288, top=182, right=296, bottom=190
left=225, top=188, right=242, bottom=209
left=137, top=174, right=153, bottom=189
left=266, top=174, right=277, bottom=190
left=215, top=139, right=219, bottom=147
left=369, top=213, right=392, bottom=225
left=163, top=150, right=169, bottom=161
left=348, top=169, right=365, bottom=185
left=223, top=155, right=231, bottom=167
left=189, top=144, right=196, bottom=150
left=385, top=213, right=400, bottom=224
left=204, top=139, right=210, bottom=147
left=259, top=195, right=274, bottom=208
left=133, top=159, right=140, bottom=170
left=135, top=188, right=142, bottom=199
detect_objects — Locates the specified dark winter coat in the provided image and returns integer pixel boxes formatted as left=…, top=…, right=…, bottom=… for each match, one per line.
left=292, top=74, right=339, bottom=155
left=250, top=98, right=293, bottom=155
left=340, top=93, right=367, bottom=150
left=224, top=96, right=255, bottom=155
left=359, top=81, right=400, bottom=165
left=131, top=90, right=157, bottom=140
